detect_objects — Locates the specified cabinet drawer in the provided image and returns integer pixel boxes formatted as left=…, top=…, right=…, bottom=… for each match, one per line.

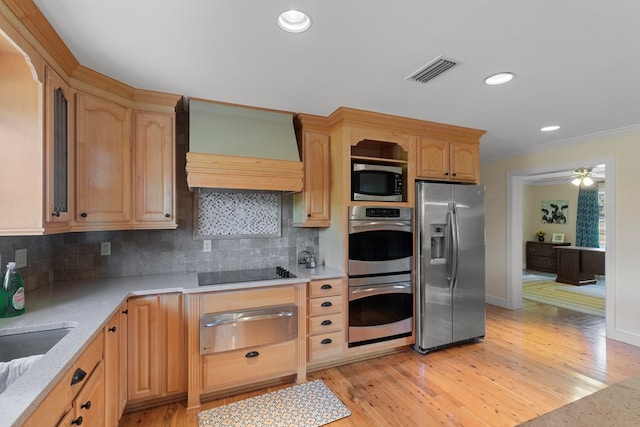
left=308, top=313, right=343, bottom=335
left=527, top=256, right=557, bottom=270
left=308, top=331, right=344, bottom=362
left=201, top=285, right=296, bottom=313
left=25, top=332, right=104, bottom=426
left=308, top=295, right=343, bottom=316
left=527, top=243, right=556, bottom=257
left=202, top=340, right=296, bottom=391
left=308, top=278, right=343, bottom=298
left=72, top=360, right=105, bottom=427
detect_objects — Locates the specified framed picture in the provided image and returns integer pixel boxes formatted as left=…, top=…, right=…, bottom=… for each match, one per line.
left=541, top=200, right=569, bottom=224
left=552, top=233, right=565, bottom=243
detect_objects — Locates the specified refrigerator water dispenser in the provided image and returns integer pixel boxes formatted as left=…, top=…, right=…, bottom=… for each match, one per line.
left=430, top=224, right=446, bottom=262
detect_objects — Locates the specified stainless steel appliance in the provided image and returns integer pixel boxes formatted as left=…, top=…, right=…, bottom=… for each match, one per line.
left=347, top=206, right=413, bottom=347
left=348, top=273, right=413, bottom=346
left=352, top=163, right=403, bottom=202
left=348, top=206, right=413, bottom=276
left=199, top=305, right=298, bottom=354
left=414, top=182, right=485, bottom=354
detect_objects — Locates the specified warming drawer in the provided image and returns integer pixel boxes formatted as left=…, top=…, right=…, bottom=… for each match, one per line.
left=199, top=305, right=298, bottom=354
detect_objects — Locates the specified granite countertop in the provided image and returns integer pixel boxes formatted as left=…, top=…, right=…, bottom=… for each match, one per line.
left=0, top=265, right=343, bottom=427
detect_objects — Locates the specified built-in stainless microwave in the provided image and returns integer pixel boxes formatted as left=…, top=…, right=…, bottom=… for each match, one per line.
left=352, top=163, right=403, bottom=202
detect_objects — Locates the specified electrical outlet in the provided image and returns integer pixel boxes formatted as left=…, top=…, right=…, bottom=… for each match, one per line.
left=15, top=248, right=27, bottom=268
left=203, top=240, right=212, bottom=253
left=100, top=242, right=111, bottom=256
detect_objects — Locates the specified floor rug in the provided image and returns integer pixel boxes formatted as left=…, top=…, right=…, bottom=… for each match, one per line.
left=197, top=379, right=351, bottom=427
left=522, top=279, right=605, bottom=317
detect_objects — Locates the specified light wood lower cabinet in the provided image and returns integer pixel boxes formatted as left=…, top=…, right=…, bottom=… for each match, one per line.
left=105, top=303, right=128, bottom=427
left=307, top=278, right=345, bottom=365
left=25, top=331, right=104, bottom=426
left=127, top=293, right=186, bottom=406
left=187, top=284, right=307, bottom=409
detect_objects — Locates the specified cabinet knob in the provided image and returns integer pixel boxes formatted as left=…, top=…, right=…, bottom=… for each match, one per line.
left=71, top=416, right=83, bottom=425
left=452, top=173, right=457, bottom=176
left=321, top=301, right=332, bottom=307
left=122, top=309, right=128, bottom=315
left=80, top=212, right=88, bottom=218
left=108, top=326, right=117, bottom=333
left=51, top=210, right=60, bottom=217
left=320, top=284, right=332, bottom=290
left=245, top=351, right=260, bottom=358
left=165, top=213, right=170, bottom=218
left=70, top=368, right=87, bottom=386
left=444, top=172, right=449, bottom=176
left=307, top=213, right=311, bottom=218
left=321, top=338, right=333, bottom=345
left=81, top=400, right=91, bottom=410
left=321, top=320, right=332, bottom=326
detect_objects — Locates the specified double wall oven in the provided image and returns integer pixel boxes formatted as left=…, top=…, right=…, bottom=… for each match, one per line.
left=347, top=206, right=413, bottom=347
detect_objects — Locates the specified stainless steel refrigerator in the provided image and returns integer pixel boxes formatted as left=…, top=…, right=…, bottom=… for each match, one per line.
left=414, top=182, right=485, bottom=354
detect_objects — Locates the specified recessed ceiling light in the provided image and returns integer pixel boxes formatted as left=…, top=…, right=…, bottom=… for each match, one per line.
left=541, top=125, right=560, bottom=132
left=277, top=10, right=311, bottom=33
left=484, top=72, right=515, bottom=85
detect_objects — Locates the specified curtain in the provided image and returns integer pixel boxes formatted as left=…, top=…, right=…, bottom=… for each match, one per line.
left=575, top=186, right=600, bottom=247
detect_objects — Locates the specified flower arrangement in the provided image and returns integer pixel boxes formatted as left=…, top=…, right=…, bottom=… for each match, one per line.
left=536, top=230, right=545, bottom=238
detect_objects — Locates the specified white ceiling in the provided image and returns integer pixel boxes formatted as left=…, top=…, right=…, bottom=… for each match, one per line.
left=32, top=0, right=640, bottom=162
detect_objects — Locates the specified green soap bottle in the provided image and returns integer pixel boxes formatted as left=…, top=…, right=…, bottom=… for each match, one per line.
left=1, top=261, right=25, bottom=318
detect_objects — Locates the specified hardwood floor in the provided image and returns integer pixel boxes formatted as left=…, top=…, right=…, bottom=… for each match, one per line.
left=119, top=301, right=640, bottom=426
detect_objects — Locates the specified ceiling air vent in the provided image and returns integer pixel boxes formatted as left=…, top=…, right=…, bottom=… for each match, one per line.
left=406, top=56, right=459, bottom=84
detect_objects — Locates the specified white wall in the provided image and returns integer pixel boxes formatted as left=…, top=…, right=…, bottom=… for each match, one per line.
left=481, top=130, right=640, bottom=347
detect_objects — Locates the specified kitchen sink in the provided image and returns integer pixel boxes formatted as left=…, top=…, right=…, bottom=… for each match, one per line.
left=0, top=326, right=73, bottom=362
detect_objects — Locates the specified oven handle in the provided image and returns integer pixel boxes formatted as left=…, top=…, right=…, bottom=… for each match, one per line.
left=349, top=283, right=412, bottom=300
left=203, top=310, right=295, bottom=328
left=349, top=222, right=412, bottom=233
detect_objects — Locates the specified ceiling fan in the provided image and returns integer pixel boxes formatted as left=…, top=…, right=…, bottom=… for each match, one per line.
left=570, top=168, right=600, bottom=187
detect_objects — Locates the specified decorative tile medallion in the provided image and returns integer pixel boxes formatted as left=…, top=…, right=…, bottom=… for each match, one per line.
left=196, top=192, right=281, bottom=238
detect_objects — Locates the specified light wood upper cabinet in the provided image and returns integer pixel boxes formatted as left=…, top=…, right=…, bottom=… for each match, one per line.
left=127, top=293, right=186, bottom=405
left=44, top=66, right=74, bottom=234
left=75, top=92, right=132, bottom=226
left=293, top=125, right=331, bottom=227
left=105, top=302, right=128, bottom=427
left=417, top=137, right=479, bottom=183
left=133, top=111, right=176, bottom=227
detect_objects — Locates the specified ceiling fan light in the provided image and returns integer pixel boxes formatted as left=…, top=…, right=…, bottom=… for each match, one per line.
left=571, top=178, right=582, bottom=186
left=484, top=72, right=515, bottom=85
left=582, top=176, right=594, bottom=186
left=277, top=10, right=311, bottom=33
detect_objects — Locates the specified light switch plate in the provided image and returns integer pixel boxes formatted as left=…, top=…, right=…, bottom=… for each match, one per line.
left=203, top=240, right=212, bottom=253
left=15, top=248, right=27, bottom=268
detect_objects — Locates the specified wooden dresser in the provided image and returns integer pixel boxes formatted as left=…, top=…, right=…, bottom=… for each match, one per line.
left=526, top=241, right=571, bottom=274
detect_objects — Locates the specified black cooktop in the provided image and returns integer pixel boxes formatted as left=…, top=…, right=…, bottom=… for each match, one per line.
left=197, top=267, right=296, bottom=286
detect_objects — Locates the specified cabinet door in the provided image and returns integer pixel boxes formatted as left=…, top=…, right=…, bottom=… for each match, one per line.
left=161, top=293, right=186, bottom=396
left=127, top=294, right=185, bottom=404
left=44, top=66, right=74, bottom=233
left=127, top=295, right=161, bottom=402
left=294, top=131, right=330, bottom=227
left=449, top=141, right=479, bottom=182
left=105, top=303, right=127, bottom=427
left=133, top=111, right=176, bottom=226
left=75, top=93, right=131, bottom=225
left=416, top=137, right=449, bottom=179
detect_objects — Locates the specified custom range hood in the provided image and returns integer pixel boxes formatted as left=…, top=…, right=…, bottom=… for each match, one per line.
left=186, top=98, right=303, bottom=192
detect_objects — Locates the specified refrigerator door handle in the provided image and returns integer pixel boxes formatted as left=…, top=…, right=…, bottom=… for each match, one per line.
left=446, top=204, right=455, bottom=290
left=451, top=202, right=460, bottom=289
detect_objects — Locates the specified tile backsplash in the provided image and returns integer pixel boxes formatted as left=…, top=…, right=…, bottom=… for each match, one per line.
left=0, top=110, right=318, bottom=291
